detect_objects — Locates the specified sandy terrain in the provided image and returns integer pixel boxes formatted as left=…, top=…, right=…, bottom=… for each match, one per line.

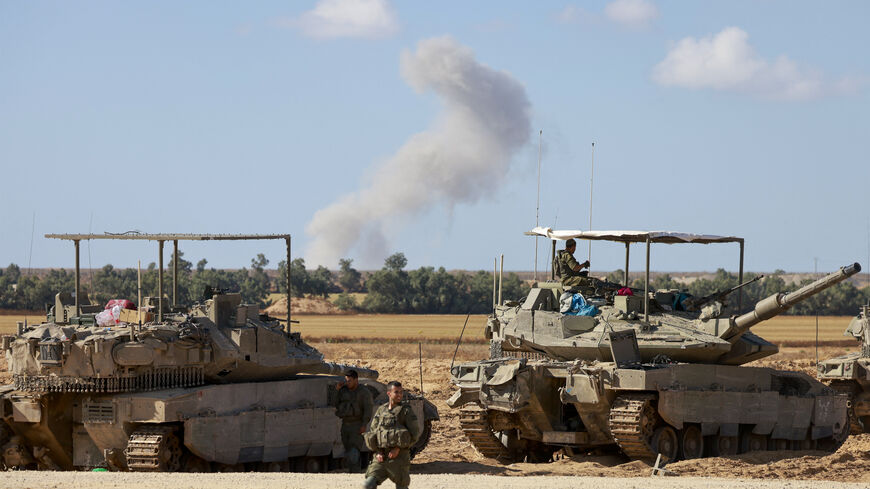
left=0, top=472, right=865, bottom=489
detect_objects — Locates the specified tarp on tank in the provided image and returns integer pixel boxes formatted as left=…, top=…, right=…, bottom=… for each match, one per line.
left=526, top=227, right=743, bottom=244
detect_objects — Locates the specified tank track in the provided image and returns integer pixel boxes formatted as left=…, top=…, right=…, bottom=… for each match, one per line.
left=829, top=380, right=863, bottom=434
left=608, top=393, right=657, bottom=461
left=458, top=406, right=510, bottom=460
left=125, top=426, right=182, bottom=471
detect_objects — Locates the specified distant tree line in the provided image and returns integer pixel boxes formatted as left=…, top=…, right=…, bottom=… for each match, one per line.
left=2, top=255, right=867, bottom=315
left=0, top=252, right=529, bottom=315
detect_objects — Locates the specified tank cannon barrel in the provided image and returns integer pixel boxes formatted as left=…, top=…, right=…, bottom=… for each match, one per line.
left=306, top=362, right=380, bottom=380
left=730, top=263, right=861, bottom=337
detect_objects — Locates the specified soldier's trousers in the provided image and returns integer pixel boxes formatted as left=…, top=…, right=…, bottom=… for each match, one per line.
left=342, top=421, right=367, bottom=472
left=363, top=449, right=410, bottom=488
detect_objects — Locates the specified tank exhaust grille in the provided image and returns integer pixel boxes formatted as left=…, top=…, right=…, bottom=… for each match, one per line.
left=13, top=366, right=205, bottom=393
left=83, top=400, right=115, bottom=423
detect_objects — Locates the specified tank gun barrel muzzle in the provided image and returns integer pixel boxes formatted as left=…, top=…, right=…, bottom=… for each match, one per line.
left=730, top=263, right=861, bottom=336
left=308, top=361, right=379, bottom=380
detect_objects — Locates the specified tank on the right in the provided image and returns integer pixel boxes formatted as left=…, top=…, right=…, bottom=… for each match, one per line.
left=448, top=228, right=861, bottom=464
left=818, top=303, right=870, bottom=433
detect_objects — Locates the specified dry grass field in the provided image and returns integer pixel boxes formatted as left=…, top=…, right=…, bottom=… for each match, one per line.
left=0, top=311, right=857, bottom=345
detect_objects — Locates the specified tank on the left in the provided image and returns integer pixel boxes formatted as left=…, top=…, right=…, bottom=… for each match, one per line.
left=0, top=233, right=438, bottom=472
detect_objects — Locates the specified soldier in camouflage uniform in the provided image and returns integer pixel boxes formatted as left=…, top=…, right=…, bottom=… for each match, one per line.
left=335, top=369, right=374, bottom=472
left=363, top=381, right=420, bottom=489
left=554, top=239, right=591, bottom=288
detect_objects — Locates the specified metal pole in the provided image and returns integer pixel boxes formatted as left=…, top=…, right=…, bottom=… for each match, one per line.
left=498, top=254, right=504, bottom=306
left=588, top=142, right=594, bottom=262
left=74, top=239, right=80, bottom=316
left=137, top=260, right=142, bottom=336
left=550, top=240, right=556, bottom=281
left=738, top=239, right=744, bottom=313
left=644, top=235, right=650, bottom=323
left=624, top=242, right=630, bottom=286
left=286, top=237, right=292, bottom=334
left=535, top=130, right=542, bottom=282
left=172, top=240, right=178, bottom=307
left=158, top=240, right=164, bottom=322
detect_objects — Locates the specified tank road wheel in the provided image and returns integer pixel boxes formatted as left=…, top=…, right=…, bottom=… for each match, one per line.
left=302, top=456, right=327, bottom=473
left=651, top=426, right=679, bottom=462
left=679, top=425, right=704, bottom=460
left=410, top=420, right=433, bottom=459
left=768, top=438, right=789, bottom=451
left=709, top=435, right=738, bottom=456
left=739, top=433, right=768, bottom=453
left=0, top=423, right=11, bottom=470
left=125, top=426, right=183, bottom=471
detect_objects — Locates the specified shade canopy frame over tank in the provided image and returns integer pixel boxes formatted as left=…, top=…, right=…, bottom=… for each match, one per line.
left=525, top=227, right=745, bottom=323
left=45, top=233, right=294, bottom=333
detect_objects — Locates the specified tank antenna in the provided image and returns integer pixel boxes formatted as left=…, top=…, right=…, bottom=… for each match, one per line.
left=588, top=142, right=594, bottom=262
left=450, top=313, right=471, bottom=370
left=492, top=257, right=497, bottom=313
left=137, top=259, right=142, bottom=337
left=498, top=254, right=504, bottom=306
left=535, top=129, right=542, bottom=282
left=418, top=342, right=424, bottom=397
left=814, top=257, right=819, bottom=368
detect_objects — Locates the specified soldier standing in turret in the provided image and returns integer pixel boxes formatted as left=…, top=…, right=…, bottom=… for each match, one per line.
left=363, top=381, right=420, bottom=489
left=335, top=369, right=374, bottom=472
left=555, top=238, right=591, bottom=288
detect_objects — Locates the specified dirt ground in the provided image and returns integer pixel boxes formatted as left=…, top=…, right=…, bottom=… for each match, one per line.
left=2, top=341, right=869, bottom=485
left=0, top=472, right=865, bottom=489
left=312, top=342, right=870, bottom=484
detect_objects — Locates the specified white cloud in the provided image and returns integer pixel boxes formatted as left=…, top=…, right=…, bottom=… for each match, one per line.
left=604, top=0, right=659, bottom=27
left=652, top=27, right=860, bottom=100
left=304, top=37, right=532, bottom=267
left=555, top=5, right=594, bottom=25
left=284, top=0, right=398, bottom=40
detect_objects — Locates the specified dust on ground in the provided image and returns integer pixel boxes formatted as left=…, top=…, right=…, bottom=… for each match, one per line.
left=265, top=297, right=344, bottom=315
left=314, top=343, right=870, bottom=483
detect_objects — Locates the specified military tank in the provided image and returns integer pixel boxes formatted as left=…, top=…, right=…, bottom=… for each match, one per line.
left=817, top=303, right=870, bottom=433
left=448, top=228, right=857, bottom=463
left=0, top=233, right=437, bottom=471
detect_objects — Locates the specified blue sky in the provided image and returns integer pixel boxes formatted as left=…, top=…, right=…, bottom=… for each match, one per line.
left=1, top=1, right=868, bottom=274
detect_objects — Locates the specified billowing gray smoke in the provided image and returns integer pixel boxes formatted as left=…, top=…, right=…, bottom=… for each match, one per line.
left=305, top=36, right=532, bottom=267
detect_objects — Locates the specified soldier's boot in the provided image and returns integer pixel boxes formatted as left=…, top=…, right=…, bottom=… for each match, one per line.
left=362, top=477, right=379, bottom=489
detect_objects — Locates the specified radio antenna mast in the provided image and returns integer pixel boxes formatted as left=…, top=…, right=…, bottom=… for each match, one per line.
left=588, top=142, right=595, bottom=262
left=534, top=129, right=542, bottom=282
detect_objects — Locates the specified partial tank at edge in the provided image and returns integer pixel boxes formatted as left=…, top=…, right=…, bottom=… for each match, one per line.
left=448, top=230, right=858, bottom=464
left=817, top=303, right=870, bottom=433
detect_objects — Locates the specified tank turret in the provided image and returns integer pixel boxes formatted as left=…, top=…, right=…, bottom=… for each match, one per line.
left=488, top=263, right=860, bottom=366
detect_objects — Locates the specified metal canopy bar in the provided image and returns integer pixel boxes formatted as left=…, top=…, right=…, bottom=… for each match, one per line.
left=525, top=227, right=743, bottom=245
left=47, top=232, right=294, bottom=334
left=46, top=233, right=290, bottom=241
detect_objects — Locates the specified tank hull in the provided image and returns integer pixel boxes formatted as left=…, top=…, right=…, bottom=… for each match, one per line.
left=448, top=358, right=849, bottom=462
left=1, top=376, right=433, bottom=471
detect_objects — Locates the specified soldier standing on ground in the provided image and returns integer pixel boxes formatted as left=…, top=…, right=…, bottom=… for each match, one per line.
left=555, top=238, right=591, bottom=288
left=363, top=381, right=420, bottom=489
left=335, top=369, right=374, bottom=472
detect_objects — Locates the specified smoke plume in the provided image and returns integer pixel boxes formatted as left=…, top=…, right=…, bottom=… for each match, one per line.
left=304, top=36, right=532, bottom=267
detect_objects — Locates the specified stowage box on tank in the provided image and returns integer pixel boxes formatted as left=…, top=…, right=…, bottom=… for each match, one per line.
left=0, top=233, right=438, bottom=472
left=448, top=228, right=856, bottom=463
